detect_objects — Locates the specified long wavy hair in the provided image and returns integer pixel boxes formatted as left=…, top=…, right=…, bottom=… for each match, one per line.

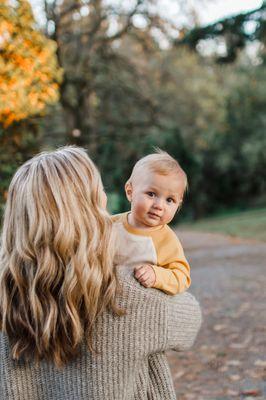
left=0, top=146, right=122, bottom=367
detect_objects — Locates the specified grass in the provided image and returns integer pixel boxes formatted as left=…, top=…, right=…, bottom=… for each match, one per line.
left=179, top=208, right=266, bottom=242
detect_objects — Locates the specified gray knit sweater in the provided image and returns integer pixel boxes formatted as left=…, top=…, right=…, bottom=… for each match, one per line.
left=0, top=269, right=202, bottom=400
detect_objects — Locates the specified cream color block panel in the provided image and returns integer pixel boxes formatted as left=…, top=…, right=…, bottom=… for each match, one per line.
left=114, top=222, right=157, bottom=269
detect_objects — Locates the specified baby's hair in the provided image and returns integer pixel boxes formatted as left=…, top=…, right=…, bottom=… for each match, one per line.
left=127, top=148, right=188, bottom=191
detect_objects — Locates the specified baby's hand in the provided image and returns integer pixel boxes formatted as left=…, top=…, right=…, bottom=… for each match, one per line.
left=134, top=264, right=156, bottom=288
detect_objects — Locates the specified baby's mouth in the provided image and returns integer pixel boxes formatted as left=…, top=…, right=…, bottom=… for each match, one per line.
left=148, top=212, right=161, bottom=219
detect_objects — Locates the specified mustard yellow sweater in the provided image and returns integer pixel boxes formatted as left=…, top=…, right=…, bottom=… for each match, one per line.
left=113, top=212, right=191, bottom=295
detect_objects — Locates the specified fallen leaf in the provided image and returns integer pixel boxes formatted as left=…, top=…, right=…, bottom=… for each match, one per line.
left=218, top=366, right=228, bottom=372
left=227, top=389, right=239, bottom=396
left=174, top=370, right=185, bottom=379
left=230, top=374, right=241, bottom=381
left=230, top=334, right=253, bottom=349
left=227, top=359, right=241, bottom=366
left=213, top=324, right=227, bottom=331
left=241, top=389, right=262, bottom=396
left=254, top=359, right=266, bottom=367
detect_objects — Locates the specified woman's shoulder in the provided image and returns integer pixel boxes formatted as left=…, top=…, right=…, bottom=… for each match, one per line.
left=117, top=267, right=201, bottom=316
left=116, top=268, right=202, bottom=352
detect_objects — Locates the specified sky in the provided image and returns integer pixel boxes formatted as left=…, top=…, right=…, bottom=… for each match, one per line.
left=155, top=0, right=264, bottom=28
left=197, top=0, right=263, bottom=25
left=30, top=0, right=264, bottom=28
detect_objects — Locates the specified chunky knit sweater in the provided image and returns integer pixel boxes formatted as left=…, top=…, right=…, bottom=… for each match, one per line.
left=0, top=268, right=201, bottom=400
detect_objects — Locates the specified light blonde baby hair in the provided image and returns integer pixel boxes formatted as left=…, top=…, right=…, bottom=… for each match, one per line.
left=0, top=146, right=122, bottom=367
left=127, top=149, right=188, bottom=191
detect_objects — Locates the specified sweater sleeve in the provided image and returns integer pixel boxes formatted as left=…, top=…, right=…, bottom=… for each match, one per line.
left=151, top=226, right=191, bottom=295
left=117, top=269, right=201, bottom=355
left=165, top=291, right=202, bottom=351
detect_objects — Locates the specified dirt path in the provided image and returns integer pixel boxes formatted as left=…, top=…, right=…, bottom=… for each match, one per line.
left=167, top=231, right=266, bottom=400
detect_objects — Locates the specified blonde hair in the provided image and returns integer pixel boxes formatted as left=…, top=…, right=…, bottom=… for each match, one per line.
left=127, top=149, right=188, bottom=190
left=0, top=146, right=121, bottom=367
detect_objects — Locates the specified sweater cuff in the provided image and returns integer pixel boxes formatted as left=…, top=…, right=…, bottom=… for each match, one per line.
left=151, top=265, right=167, bottom=290
left=167, top=292, right=202, bottom=351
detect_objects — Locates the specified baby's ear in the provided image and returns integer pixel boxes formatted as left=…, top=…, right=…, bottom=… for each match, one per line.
left=125, top=181, right=133, bottom=202
left=177, top=198, right=183, bottom=212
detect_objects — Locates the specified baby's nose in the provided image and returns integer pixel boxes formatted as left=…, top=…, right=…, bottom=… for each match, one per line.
left=154, top=198, right=163, bottom=209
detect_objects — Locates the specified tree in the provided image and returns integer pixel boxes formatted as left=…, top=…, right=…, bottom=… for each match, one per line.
left=40, top=1, right=169, bottom=145
left=176, top=3, right=266, bottom=63
left=0, top=0, right=61, bottom=214
left=41, top=0, right=211, bottom=146
left=0, top=0, right=62, bottom=126
left=214, top=65, right=266, bottom=207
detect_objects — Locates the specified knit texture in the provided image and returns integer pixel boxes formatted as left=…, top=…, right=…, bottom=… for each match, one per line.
left=0, top=268, right=202, bottom=400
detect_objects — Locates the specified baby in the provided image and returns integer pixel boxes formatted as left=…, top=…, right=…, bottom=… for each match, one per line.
left=113, top=150, right=191, bottom=295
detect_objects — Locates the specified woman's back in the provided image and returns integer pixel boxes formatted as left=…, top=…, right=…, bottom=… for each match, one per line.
left=0, top=269, right=201, bottom=400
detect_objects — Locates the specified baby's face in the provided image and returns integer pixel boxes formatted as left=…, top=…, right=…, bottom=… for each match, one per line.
left=126, top=171, right=185, bottom=229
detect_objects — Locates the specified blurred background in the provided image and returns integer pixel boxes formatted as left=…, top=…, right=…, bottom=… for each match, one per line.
left=1, top=0, right=266, bottom=236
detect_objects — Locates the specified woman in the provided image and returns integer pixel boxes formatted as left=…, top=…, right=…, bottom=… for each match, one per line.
left=0, top=146, right=201, bottom=399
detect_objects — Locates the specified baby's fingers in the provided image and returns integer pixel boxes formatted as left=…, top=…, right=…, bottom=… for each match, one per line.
left=134, top=265, right=148, bottom=279
left=138, top=272, right=155, bottom=287
left=141, top=277, right=154, bottom=288
left=137, top=270, right=149, bottom=282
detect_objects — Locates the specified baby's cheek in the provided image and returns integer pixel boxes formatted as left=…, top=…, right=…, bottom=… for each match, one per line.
left=169, top=208, right=176, bottom=218
left=134, top=201, right=147, bottom=215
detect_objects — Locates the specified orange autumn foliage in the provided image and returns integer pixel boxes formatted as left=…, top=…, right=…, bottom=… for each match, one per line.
left=0, top=0, right=62, bottom=127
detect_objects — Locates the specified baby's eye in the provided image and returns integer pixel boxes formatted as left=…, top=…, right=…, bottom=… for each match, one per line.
left=166, top=197, right=175, bottom=203
left=147, top=191, right=155, bottom=197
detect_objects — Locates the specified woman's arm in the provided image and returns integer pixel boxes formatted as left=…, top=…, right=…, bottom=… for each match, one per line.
left=117, top=267, right=202, bottom=355
left=165, top=291, right=202, bottom=351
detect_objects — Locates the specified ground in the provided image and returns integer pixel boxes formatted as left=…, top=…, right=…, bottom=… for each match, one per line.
left=167, top=231, right=266, bottom=400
